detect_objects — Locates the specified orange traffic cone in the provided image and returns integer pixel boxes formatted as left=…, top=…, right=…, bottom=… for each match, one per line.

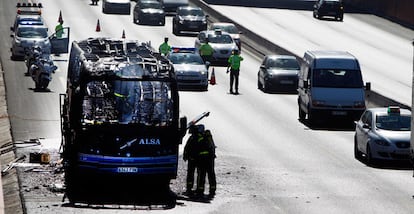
left=209, top=68, right=216, bottom=85
left=58, top=10, right=63, bottom=23
left=121, top=30, right=125, bottom=39
left=96, top=19, right=101, bottom=32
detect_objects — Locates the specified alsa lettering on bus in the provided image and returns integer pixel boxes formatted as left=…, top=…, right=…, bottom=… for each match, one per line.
left=139, top=138, right=161, bottom=145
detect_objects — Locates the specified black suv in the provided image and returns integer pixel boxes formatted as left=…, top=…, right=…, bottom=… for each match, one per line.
left=172, top=6, right=208, bottom=35
left=313, top=0, right=344, bottom=21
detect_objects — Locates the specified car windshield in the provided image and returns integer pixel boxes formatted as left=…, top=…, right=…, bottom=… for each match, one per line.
left=375, top=114, right=411, bottom=131
left=169, top=53, right=204, bottom=65
left=212, top=25, right=238, bottom=34
left=179, top=9, right=203, bottom=16
left=207, top=34, right=233, bottom=44
left=141, top=2, right=162, bottom=9
left=267, top=58, right=300, bottom=70
left=17, top=27, right=48, bottom=38
left=312, top=69, right=363, bottom=88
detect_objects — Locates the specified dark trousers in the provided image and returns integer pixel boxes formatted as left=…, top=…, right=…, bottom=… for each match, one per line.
left=230, top=68, right=240, bottom=93
left=186, top=160, right=197, bottom=191
left=196, top=158, right=216, bottom=194
left=201, top=55, right=212, bottom=63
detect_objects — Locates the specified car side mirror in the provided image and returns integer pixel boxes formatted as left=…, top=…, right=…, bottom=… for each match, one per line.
left=365, top=82, right=371, bottom=91
left=205, top=15, right=209, bottom=18
left=10, top=34, right=14, bottom=38
left=10, top=26, right=14, bottom=31
left=260, top=65, right=265, bottom=70
left=362, top=123, right=370, bottom=129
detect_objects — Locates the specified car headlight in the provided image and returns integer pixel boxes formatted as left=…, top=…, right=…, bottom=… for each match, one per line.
left=200, top=70, right=207, bottom=75
left=265, top=74, right=272, bottom=80
left=373, top=139, right=390, bottom=146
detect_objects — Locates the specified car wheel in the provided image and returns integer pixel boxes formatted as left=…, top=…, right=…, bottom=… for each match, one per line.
left=313, top=11, right=317, bottom=18
left=160, top=19, right=165, bottom=26
left=257, top=75, right=262, bottom=90
left=366, top=145, right=376, bottom=166
left=173, top=23, right=177, bottom=34
left=338, top=15, right=344, bottom=21
left=262, top=81, right=268, bottom=93
left=299, top=106, right=306, bottom=121
left=354, top=135, right=363, bottom=160
left=307, top=107, right=315, bottom=125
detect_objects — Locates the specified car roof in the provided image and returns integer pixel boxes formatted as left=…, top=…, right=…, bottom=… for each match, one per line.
left=368, top=107, right=411, bottom=116
left=201, top=30, right=231, bottom=36
left=210, top=22, right=236, bottom=27
left=16, top=24, right=48, bottom=29
left=177, top=6, right=201, bottom=11
left=266, top=55, right=297, bottom=60
left=139, top=0, right=161, bottom=3
left=16, top=14, right=42, bottom=19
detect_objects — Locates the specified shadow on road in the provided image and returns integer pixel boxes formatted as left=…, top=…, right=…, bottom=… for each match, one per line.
left=202, top=0, right=365, bottom=13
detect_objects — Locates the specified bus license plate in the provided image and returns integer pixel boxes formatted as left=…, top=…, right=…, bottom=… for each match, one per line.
left=117, top=167, right=138, bottom=173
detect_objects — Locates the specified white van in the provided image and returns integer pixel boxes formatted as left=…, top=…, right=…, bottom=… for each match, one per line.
left=297, top=50, right=369, bottom=124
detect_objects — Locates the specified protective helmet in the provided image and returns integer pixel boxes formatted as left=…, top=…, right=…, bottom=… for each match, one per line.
left=196, top=124, right=205, bottom=133
left=189, top=125, right=197, bottom=134
left=164, top=37, right=168, bottom=42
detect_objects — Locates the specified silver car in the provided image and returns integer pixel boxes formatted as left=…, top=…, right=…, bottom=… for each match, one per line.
left=11, top=24, right=51, bottom=59
left=195, top=30, right=239, bottom=65
left=354, top=106, right=411, bottom=165
left=11, top=14, right=44, bottom=32
left=168, top=47, right=208, bottom=90
left=209, top=22, right=241, bottom=50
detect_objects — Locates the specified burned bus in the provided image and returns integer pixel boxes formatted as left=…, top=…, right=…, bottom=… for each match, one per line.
left=60, top=38, right=187, bottom=203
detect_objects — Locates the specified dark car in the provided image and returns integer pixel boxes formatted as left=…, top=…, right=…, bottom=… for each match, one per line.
left=313, top=0, right=344, bottom=21
left=172, top=6, right=208, bottom=35
left=257, top=55, right=300, bottom=93
left=133, top=0, right=165, bottom=25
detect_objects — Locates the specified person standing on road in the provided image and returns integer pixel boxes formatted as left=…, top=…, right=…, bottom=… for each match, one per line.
left=55, top=20, right=64, bottom=38
left=195, top=126, right=217, bottom=198
left=199, top=38, right=214, bottom=67
left=227, top=49, right=243, bottom=94
left=159, top=37, right=171, bottom=56
left=183, top=125, right=201, bottom=195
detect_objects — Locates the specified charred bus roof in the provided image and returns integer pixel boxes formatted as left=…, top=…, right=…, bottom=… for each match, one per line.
left=69, top=38, right=175, bottom=82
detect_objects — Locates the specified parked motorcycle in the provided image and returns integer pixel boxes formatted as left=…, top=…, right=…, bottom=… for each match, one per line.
left=25, top=46, right=57, bottom=90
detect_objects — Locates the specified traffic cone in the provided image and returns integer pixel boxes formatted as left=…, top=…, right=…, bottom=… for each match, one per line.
left=96, top=19, right=101, bottom=32
left=121, top=30, right=125, bottom=39
left=209, top=68, right=216, bottom=85
left=58, top=10, right=63, bottom=23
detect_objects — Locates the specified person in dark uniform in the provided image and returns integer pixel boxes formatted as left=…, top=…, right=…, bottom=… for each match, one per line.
left=195, top=126, right=217, bottom=198
left=183, top=125, right=201, bottom=195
